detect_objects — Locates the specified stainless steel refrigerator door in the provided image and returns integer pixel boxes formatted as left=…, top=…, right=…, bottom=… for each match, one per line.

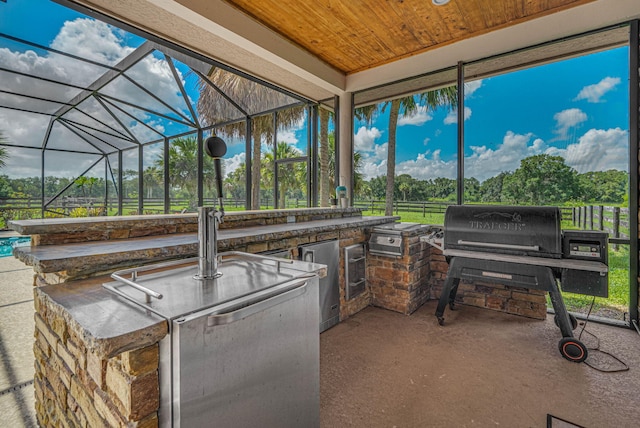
left=300, top=240, right=340, bottom=332
left=171, top=277, right=319, bottom=428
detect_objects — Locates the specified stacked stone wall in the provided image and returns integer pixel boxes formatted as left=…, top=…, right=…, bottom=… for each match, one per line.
left=34, top=291, right=161, bottom=427
left=367, top=234, right=431, bottom=315
left=428, top=249, right=547, bottom=319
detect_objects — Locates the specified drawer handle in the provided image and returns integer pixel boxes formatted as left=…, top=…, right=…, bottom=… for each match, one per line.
left=207, top=280, right=308, bottom=327
left=349, top=279, right=365, bottom=287
left=457, top=240, right=540, bottom=252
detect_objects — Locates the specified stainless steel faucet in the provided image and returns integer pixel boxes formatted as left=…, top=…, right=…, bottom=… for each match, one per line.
left=195, top=136, right=227, bottom=280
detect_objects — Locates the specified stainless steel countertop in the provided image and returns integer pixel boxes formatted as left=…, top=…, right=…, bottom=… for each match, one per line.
left=104, top=253, right=325, bottom=320
left=36, top=254, right=327, bottom=356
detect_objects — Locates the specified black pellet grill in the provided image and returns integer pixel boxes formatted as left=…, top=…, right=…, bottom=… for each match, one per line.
left=423, top=205, right=608, bottom=363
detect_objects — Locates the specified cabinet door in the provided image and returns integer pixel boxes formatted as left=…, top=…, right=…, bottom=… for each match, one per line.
left=172, top=279, right=320, bottom=428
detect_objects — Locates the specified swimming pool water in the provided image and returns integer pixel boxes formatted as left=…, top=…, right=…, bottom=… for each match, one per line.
left=0, top=237, right=31, bottom=258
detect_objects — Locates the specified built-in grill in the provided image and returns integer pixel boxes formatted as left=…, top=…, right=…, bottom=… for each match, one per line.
left=369, top=223, right=431, bottom=257
left=422, top=205, right=609, bottom=363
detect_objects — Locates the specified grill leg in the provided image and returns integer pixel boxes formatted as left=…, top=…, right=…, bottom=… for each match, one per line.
left=546, top=271, right=589, bottom=363
left=548, top=281, right=574, bottom=339
left=435, top=258, right=461, bottom=325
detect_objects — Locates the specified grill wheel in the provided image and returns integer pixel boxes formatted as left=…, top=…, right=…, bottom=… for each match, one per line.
left=558, top=337, right=588, bottom=363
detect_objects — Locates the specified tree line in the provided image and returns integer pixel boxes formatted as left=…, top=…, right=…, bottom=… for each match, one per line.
left=358, top=154, right=628, bottom=206
left=1, top=153, right=627, bottom=210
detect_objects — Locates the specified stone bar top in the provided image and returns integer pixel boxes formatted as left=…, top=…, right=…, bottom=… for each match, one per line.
left=35, top=274, right=168, bottom=358
left=14, top=215, right=398, bottom=280
left=10, top=207, right=365, bottom=246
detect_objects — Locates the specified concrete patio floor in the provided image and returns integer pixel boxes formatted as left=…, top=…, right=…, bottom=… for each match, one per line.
left=1, top=249, right=639, bottom=428
left=0, top=255, right=37, bottom=427
left=320, top=302, right=640, bottom=428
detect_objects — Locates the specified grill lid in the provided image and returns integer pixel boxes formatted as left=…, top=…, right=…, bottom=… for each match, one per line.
left=369, top=223, right=431, bottom=257
left=372, top=222, right=429, bottom=235
left=443, top=205, right=562, bottom=258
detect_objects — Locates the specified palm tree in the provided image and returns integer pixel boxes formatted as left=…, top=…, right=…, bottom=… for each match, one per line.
left=356, top=87, right=457, bottom=216
left=263, top=141, right=305, bottom=208
left=197, top=68, right=305, bottom=210
left=327, top=132, right=363, bottom=197
left=142, top=166, right=162, bottom=199
left=318, top=108, right=332, bottom=206
left=154, top=136, right=214, bottom=208
left=0, top=132, right=9, bottom=169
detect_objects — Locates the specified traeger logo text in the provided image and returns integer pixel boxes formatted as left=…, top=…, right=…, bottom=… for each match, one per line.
left=468, top=211, right=525, bottom=232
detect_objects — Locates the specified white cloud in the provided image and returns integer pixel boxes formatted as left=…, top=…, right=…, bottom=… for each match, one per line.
left=463, top=131, right=547, bottom=180
left=358, top=124, right=628, bottom=182
left=0, top=18, right=192, bottom=178
left=553, top=108, right=587, bottom=140
left=395, top=149, right=457, bottom=180
left=277, top=129, right=299, bottom=146
left=547, top=127, right=628, bottom=173
left=51, top=18, right=134, bottom=64
left=398, top=105, right=433, bottom=126
left=464, top=80, right=482, bottom=97
left=444, top=106, right=471, bottom=125
left=224, top=152, right=246, bottom=178
left=354, top=126, right=382, bottom=152
left=574, top=77, right=621, bottom=103
left=360, top=142, right=389, bottom=179
left=359, top=131, right=544, bottom=181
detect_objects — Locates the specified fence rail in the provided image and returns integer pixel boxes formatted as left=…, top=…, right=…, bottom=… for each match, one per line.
left=569, top=205, right=629, bottom=239
left=353, top=199, right=454, bottom=216
left=0, top=196, right=300, bottom=218
left=0, top=197, right=630, bottom=241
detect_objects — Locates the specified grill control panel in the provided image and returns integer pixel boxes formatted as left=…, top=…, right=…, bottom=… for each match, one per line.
left=569, top=243, right=601, bottom=258
left=562, top=230, right=608, bottom=263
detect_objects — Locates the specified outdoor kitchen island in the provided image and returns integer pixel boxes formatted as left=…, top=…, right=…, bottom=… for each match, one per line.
left=10, top=207, right=558, bottom=427
left=10, top=208, right=401, bottom=427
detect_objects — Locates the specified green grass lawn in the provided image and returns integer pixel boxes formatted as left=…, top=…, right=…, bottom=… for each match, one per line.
left=360, top=209, right=445, bottom=224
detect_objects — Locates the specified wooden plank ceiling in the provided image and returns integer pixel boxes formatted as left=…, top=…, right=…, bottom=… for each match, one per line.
left=221, top=0, right=595, bottom=74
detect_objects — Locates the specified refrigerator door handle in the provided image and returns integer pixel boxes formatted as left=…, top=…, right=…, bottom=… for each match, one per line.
left=207, top=281, right=308, bottom=327
left=303, top=249, right=315, bottom=263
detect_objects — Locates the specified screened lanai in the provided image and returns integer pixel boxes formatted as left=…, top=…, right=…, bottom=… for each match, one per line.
left=0, top=9, right=328, bottom=218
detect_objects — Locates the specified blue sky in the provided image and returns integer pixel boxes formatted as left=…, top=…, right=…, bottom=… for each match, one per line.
left=0, top=0, right=630, bottom=183
left=355, top=47, right=629, bottom=181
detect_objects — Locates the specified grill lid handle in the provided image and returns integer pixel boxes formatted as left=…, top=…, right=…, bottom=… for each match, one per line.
left=456, top=240, right=540, bottom=252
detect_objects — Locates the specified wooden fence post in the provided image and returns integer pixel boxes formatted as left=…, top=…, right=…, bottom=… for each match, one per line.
left=577, top=207, right=581, bottom=228
left=598, top=205, right=604, bottom=230
left=613, top=207, right=620, bottom=250
left=423, top=202, right=426, bottom=217
left=589, top=205, right=594, bottom=230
